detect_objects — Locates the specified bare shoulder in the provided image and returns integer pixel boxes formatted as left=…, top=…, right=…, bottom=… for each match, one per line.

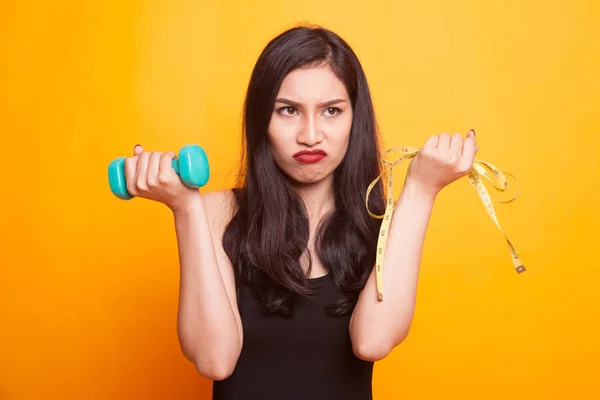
left=200, top=189, right=238, bottom=234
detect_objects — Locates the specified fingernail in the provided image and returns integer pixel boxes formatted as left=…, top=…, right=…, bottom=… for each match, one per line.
left=469, top=129, right=475, bottom=136
left=134, top=144, right=141, bottom=149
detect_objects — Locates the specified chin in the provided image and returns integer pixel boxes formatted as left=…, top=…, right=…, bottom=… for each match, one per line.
left=275, top=159, right=338, bottom=186
left=289, top=171, right=333, bottom=186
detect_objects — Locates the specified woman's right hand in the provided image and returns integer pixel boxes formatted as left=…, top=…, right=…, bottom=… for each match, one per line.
left=124, top=144, right=201, bottom=212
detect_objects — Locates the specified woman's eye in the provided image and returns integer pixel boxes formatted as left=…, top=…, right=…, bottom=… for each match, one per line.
left=324, top=107, right=341, bottom=116
left=278, top=106, right=298, bottom=115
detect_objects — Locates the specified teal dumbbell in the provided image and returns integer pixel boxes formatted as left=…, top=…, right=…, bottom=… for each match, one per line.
left=108, top=144, right=210, bottom=200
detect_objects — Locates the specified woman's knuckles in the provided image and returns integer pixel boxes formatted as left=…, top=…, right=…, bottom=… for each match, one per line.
left=124, top=156, right=137, bottom=173
left=409, top=132, right=479, bottom=192
left=126, top=179, right=138, bottom=196
left=158, top=173, right=174, bottom=185
left=135, top=178, right=149, bottom=192
left=445, top=154, right=459, bottom=166
left=429, top=152, right=457, bottom=168
left=147, top=176, right=160, bottom=189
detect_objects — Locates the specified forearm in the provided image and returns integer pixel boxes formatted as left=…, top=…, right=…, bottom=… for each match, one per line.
left=173, top=197, right=241, bottom=378
left=350, top=180, right=436, bottom=361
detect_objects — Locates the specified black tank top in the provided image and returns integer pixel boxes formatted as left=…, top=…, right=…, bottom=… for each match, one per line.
left=212, top=274, right=374, bottom=399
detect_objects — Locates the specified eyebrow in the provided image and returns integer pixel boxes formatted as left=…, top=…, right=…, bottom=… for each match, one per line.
left=275, top=98, right=347, bottom=108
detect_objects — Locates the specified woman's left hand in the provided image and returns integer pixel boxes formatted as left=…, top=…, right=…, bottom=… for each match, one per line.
left=405, top=129, right=479, bottom=198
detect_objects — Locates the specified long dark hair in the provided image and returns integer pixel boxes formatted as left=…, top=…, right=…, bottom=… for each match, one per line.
left=222, top=24, right=386, bottom=317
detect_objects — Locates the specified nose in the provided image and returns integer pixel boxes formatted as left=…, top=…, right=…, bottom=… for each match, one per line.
left=297, top=114, right=324, bottom=146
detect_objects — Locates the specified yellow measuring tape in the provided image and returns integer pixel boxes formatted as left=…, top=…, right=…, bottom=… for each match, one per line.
left=365, top=146, right=526, bottom=301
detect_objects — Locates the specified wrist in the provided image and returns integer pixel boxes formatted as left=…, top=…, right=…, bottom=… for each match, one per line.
left=170, top=191, right=203, bottom=216
left=400, top=177, right=438, bottom=205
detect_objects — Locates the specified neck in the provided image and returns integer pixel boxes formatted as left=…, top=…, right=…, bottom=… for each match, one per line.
left=291, top=175, right=335, bottom=223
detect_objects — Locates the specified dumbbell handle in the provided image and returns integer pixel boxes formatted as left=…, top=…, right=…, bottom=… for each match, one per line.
left=108, top=144, right=209, bottom=200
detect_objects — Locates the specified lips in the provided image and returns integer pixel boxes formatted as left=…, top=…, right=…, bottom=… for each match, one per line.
left=293, top=149, right=327, bottom=163
left=293, top=149, right=327, bottom=157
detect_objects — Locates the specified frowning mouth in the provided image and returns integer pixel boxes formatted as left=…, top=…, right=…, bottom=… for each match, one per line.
left=293, top=149, right=327, bottom=163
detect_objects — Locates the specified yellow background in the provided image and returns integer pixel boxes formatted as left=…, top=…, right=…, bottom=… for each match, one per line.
left=1, top=0, right=598, bottom=399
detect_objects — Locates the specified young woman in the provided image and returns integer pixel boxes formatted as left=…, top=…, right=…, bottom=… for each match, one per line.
left=124, top=25, right=478, bottom=399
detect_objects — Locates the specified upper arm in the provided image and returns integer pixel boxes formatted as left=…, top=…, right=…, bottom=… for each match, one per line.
left=201, top=189, right=243, bottom=348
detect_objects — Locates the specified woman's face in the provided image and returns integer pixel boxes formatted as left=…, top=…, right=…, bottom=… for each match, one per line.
left=267, top=64, right=353, bottom=185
